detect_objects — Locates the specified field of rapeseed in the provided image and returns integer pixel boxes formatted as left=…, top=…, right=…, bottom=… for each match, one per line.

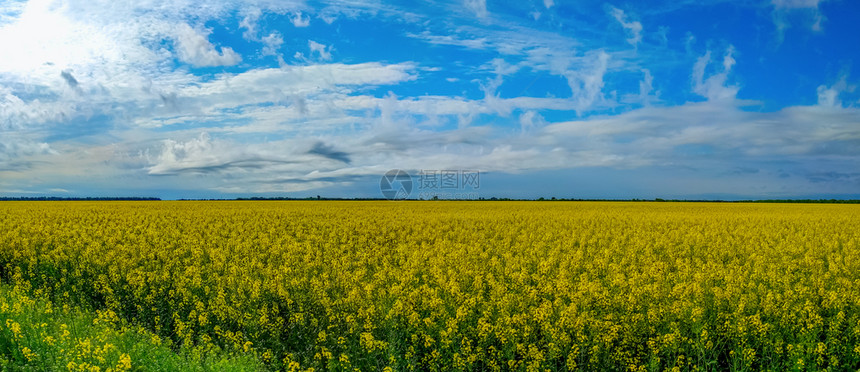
left=0, top=201, right=858, bottom=371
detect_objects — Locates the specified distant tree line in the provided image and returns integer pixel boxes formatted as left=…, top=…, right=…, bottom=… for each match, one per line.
left=648, top=198, right=860, bottom=204
left=744, top=199, right=860, bottom=204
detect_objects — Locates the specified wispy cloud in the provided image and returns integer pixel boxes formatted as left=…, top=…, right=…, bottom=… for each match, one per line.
left=464, top=0, right=488, bottom=18
left=692, top=46, right=739, bottom=102
left=239, top=7, right=262, bottom=40
left=290, top=11, right=311, bottom=27
left=261, top=32, right=284, bottom=56
left=610, top=6, right=643, bottom=47
left=816, top=74, right=854, bottom=108
left=307, top=40, right=333, bottom=61
left=771, top=0, right=825, bottom=41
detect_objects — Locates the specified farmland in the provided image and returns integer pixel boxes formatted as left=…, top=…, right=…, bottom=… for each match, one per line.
left=0, top=201, right=858, bottom=371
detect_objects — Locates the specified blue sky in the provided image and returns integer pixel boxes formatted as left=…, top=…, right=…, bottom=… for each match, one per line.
left=0, top=0, right=858, bottom=199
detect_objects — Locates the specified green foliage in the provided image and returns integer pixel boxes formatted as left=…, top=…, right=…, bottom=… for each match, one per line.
left=0, top=283, right=264, bottom=371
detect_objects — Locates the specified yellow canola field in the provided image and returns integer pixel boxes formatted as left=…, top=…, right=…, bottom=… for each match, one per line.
left=1, top=201, right=859, bottom=371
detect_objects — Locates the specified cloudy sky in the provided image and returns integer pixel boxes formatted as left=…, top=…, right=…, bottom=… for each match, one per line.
left=0, top=0, right=858, bottom=199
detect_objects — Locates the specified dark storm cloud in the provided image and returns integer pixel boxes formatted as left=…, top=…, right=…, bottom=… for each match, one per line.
left=308, top=142, right=351, bottom=164
left=60, top=70, right=79, bottom=88
left=149, top=158, right=298, bottom=176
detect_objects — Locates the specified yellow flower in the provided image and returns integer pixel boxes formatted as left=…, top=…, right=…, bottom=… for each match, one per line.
left=21, top=347, right=36, bottom=362
left=115, top=353, right=132, bottom=371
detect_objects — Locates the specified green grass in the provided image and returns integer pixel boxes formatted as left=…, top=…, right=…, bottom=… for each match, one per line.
left=0, top=283, right=265, bottom=371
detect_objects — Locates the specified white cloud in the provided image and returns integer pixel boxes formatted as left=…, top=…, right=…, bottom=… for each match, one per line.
left=540, top=101, right=860, bottom=167
left=308, top=40, right=333, bottom=61
left=0, top=128, right=57, bottom=173
left=772, top=0, right=821, bottom=9
left=519, top=110, right=546, bottom=133
left=0, top=90, right=82, bottom=129
left=692, top=46, right=739, bottom=101
left=174, top=23, right=242, bottom=67
left=817, top=85, right=840, bottom=108
left=816, top=75, right=853, bottom=108
left=692, top=52, right=708, bottom=85
left=0, top=137, right=54, bottom=160
left=197, top=97, right=860, bottom=193
left=407, top=23, right=619, bottom=115
left=290, top=11, right=310, bottom=27
left=55, top=92, right=857, bottom=195
left=148, top=132, right=315, bottom=176
left=464, top=0, right=488, bottom=18
left=639, top=69, right=654, bottom=105
left=313, top=1, right=424, bottom=27
left=771, top=0, right=825, bottom=39
left=543, top=0, right=554, bottom=9
left=0, top=0, right=122, bottom=74
left=149, top=132, right=217, bottom=175
left=610, top=6, right=643, bottom=47
left=564, top=50, right=610, bottom=115
left=135, top=62, right=417, bottom=126
left=408, top=22, right=583, bottom=61
left=0, top=0, right=300, bottom=81
left=239, top=7, right=261, bottom=40
left=262, top=32, right=284, bottom=56
left=684, top=32, right=696, bottom=54
left=407, top=31, right=491, bottom=50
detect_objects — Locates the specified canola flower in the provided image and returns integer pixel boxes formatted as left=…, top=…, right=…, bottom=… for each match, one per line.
left=0, top=201, right=858, bottom=371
